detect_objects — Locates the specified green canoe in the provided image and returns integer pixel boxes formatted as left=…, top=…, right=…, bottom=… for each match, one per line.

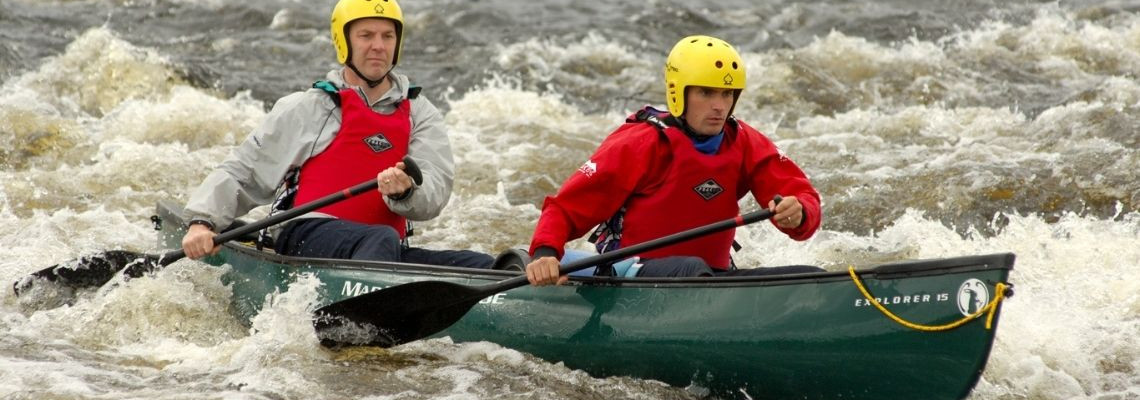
left=154, top=200, right=1014, bottom=400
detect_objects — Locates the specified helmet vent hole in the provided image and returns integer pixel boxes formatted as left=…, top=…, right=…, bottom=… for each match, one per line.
left=715, top=60, right=723, bottom=68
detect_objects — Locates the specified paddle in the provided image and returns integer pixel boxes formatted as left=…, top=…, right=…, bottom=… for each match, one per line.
left=313, top=205, right=778, bottom=348
left=13, top=156, right=424, bottom=298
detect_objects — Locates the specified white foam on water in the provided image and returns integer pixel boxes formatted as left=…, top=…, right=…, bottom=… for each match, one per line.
left=0, top=259, right=248, bottom=398
left=5, top=28, right=179, bottom=119
left=100, top=86, right=262, bottom=150
left=0, top=206, right=156, bottom=283
left=0, top=34, right=264, bottom=242
left=967, top=212, right=1140, bottom=399
left=165, top=0, right=229, bottom=11
left=1, top=5, right=1138, bottom=399
left=391, top=337, right=689, bottom=399
left=789, top=105, right=1032, bottom=175
left=445, top=75, right=623, bottom=191
left=413, top=189, right=540, bottom=255
left=732, top=209, right=1140, bottom=399
left=209, top=274, right=330, bottom=398
left=494, top=31, right=656, bottom=96
left=949, top=7, right=1140, bottom=80
left=79, top=271, right=331, bottom=398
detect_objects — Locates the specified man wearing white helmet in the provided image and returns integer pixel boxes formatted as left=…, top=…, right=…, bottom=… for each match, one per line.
left=526, top=35, right=823, bottom=285
left=180, top=0, right=492, bottom=268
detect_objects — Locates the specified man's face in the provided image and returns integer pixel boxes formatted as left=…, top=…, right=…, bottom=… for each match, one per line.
left=683, top=86, right=735, bottom=136
left=348, top=18, right=398, bottom=78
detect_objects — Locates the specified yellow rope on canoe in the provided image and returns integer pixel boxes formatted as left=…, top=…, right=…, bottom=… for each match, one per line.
left=848, top=266, right=1008, bottom=331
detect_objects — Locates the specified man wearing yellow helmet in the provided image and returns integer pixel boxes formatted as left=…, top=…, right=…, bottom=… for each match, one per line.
left=331, top=0, right=404, bottom=91
left=525, top=35, right=823, bottom=284
left=179, top=0, right=493, bottom=268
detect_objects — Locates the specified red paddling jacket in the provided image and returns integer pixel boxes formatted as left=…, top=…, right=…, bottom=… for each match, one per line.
left=529, top=107, right=821, bottom=270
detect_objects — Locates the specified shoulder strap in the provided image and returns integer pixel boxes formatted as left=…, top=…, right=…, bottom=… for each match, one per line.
left=628, top=107, right=674, bottom=143
left=314, top=81, right=423, bottom=106
left=312, top=80, right=341, bottom=107
left=632, top=108, right=671, bottom=130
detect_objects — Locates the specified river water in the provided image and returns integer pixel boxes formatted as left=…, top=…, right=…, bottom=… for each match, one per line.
left=1, top=0, right=1138, bottom=398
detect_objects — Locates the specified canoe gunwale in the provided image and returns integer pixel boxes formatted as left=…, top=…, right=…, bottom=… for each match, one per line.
left=157, top=200, right=1013, bottom=290
left=219, top=239, right=1013, bottom=289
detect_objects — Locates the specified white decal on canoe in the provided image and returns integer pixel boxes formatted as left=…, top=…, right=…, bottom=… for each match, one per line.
left=339, top=281, right=507, bottom=304
left=956, top=279, right=989, bottom=316
left=479, top=293, right=507, bottom=305
left=340, top=281, right=506, bottom=304
left=853, top=292, right=950, bottom=308
left=342, top=281, right=388, bottom=297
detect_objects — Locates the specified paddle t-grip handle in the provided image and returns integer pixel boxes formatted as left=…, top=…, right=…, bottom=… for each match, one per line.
left=402, top=156, right=423, bottom=186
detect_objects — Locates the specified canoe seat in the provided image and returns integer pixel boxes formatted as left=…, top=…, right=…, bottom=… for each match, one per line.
left=492, top=248, right=530, bottom=271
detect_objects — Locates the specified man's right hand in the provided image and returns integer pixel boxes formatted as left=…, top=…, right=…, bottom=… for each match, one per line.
left=525, top=256, right=568, bottom=286
left=182, top=224, right=220, bottom=259
left=377, top=162, right=414, bottom=197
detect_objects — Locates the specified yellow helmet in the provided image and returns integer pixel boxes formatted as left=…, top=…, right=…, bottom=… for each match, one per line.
left=664, top=35, right=746, bottom=117
left=330, top=0, right=405, bottom=66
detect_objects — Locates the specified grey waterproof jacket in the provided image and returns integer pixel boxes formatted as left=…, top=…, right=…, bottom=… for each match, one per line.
left=183, top=68, right=454, bottom=231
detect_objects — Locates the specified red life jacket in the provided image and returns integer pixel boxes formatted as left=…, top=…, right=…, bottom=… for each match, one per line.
left=293, top=88, right=411, bottom=237
left=617, top=111, right=744, bottom=269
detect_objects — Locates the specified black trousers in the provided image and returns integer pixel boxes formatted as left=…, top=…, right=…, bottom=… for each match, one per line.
left=274, top=218, right=494, bottom=269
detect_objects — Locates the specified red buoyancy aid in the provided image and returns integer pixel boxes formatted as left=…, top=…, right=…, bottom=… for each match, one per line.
left=293, top=89, right=411, bottom=237
left=618, top=113, right=744, bottom=269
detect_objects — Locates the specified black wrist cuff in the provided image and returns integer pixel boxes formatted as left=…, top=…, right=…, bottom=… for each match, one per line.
left=532, top=246, right=559, bottom=260
left=188, top=219, right=215, bottom=230
left=387, top=185, right=415, bottom=201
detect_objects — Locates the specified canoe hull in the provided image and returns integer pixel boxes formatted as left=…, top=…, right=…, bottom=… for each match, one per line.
left=155, top=201, right=1012, bottom=399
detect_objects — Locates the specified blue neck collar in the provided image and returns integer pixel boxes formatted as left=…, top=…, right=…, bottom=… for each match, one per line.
left=690, top=131, right=724, bottom=154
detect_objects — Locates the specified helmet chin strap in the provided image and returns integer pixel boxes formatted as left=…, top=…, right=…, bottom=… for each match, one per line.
left=347, top=62, right=391, bottom=88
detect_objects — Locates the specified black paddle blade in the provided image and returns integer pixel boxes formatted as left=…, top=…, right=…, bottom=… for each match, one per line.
left=13, top=250, right=161, bottom=298
left=314, top=280, right=486, bottom=348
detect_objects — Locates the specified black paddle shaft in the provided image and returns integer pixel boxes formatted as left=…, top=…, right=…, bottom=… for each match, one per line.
left=15, top=156, right=423, bottom=295
left=154, top=155, right=424, bottom=267
left=314, top=205, right=777, bottom=348
left=148, top=156, right=422, bottom=267
left=485, top=207, right=775, bottom=293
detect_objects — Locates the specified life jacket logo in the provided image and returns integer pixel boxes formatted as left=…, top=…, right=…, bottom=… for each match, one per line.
left=956, top=279, right=989, bottom=316
left=363, top=133, right=393, bottom=153
left=693, top=179, right=724, bottom=200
